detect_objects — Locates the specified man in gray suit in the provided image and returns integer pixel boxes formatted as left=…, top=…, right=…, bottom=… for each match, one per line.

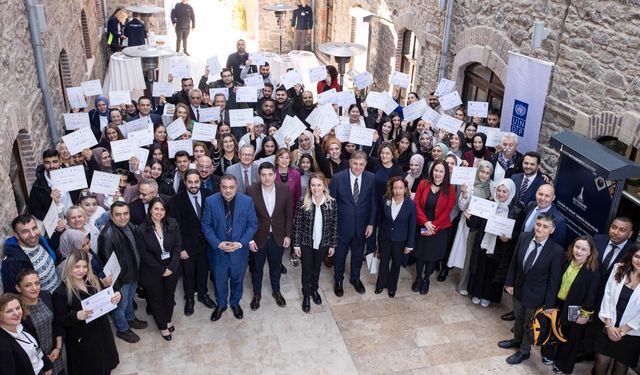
left=226, top=145, right=259, bottom=193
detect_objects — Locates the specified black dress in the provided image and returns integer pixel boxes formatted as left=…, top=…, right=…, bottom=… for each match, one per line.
left=413, top=189, right=449, bottom=262
left=594, top=285, right=640, bottom=367
left=52, top=283, right=119, bottom=375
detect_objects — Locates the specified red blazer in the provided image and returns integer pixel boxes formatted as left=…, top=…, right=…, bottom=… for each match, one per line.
left=413, top=180, right=456, bottom=231
left=317, top=80, right=342, bottom=93
left=461, top=149, right=493, bottom=166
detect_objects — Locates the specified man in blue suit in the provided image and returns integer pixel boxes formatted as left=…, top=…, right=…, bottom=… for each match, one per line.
left=511, top=152, right=546, bottom=207
left=522, top=184, right=567, bottom=245
left=201, top=174, right=258, bottom=321
left=329, top=150, right=377, bottom=296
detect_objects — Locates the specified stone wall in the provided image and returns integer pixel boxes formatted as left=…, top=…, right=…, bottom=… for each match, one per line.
left=255, top=0, right=295, bottom=53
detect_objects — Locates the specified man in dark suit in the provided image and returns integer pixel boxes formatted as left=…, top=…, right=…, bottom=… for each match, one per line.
left=196, top=155, right=220, bottom=193
left=187, top=88, right=210, bottom=122
left=129, top=179, right=161, bottom=225
left=511, top=151, right=546, bottom=207
left=246, top=162, right=293, bottom=310
left=201, top=174, right=258, bottom=321
left=499, top=212, right=564, bottom=365
left=328, top=150, right=377, bottom=296
left=130, top=96, right=162, bottom=126
left=169, top=170, right=216, bottom=316
left=522, top=184, right=567, bottom=245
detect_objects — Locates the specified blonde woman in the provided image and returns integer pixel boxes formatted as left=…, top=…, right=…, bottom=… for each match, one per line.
left=52, top=250, right=120, bottom=374
left=293, top=173, right=337, bottom=313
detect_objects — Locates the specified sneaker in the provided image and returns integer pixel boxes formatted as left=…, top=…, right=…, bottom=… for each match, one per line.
left=128, top=317, right=148, bottom=330
left=480, top=299, right=491, bottom=307
left=116, top=329, right=140, bottom=343
left=552, top=365, right=566, bottom=374
left=471, top=297, right=481, bottom=304
left=459, top=289, right=469, bottom=296
left=542, top=356, right=554, bottom=365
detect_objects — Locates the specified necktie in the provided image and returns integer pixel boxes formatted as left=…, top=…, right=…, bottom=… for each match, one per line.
left=196, top=108, right=200, bottom=121
left=519, top=177, right=530, bottom=202
left=524, top=241, right=541, bottom=273
left=225, top=201, right=233, bottom=238
left=353, top=177, right=360, bottom=205
left=193, top=195, right=201, bottom=219
left=602, top=244, right=618, bottom=271
left=243, top=169, right=250, bottom=190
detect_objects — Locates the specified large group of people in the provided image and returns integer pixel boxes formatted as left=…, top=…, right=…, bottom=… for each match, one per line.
left=1, top=27, right=639, bottom=375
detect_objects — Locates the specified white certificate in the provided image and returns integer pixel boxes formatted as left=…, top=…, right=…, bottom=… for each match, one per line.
left=249, top=52, right=266, bottom=66
left=134, top=147, right=149, bottom=174
left=80, top=79, right=103, bottom=96
left=43, top=202, right=59, bottom=238
left=81, top=286, right=117, bottom=323
left=434, top=78, right=456, bottom=97
left=436, top=114, right=464, bottom=134
left=348, top=126, right=375, bottom=146
left=317, top=88, right=337, bottom=105
left=353, top=71, right=373, bottom=90
left=274, top=116, right=307, bottom=147
left=127, top=128, right=154, bottom=147
left=198, top=107, right=221, bottom=122
left=308, top=65, right=327, bottom=82
left=66, top=87, right=87, bottom=108
left=61, top=127, right=98, bottom=155
left=280, top=69, right=304, bottom=89
left=89, top=171, right=121, bottom=195
left=447, top=151, right=463, bottom=166
left=365, top=91, right=397, bottom=115
left=50, top=165, right=87, bottom=192
left=335, top=91, right=356, bottom=108
left=125, top=118, right=151, bottom=135
left=477, top=126, right=505, bottom=147
left=229, top=108, right=254, bottom=127
left=390, top=71, right=410, bottom=88
left=334, top=123, right=351, bottom=142
left=191, top=122, right=218, bottom=142
left=152, top=82, right=174, bottom=97
left=306, top=104, right=340, bottom=137
left=253, top=155, right=275, bottom=169
left=63, top=113, right=90, bottom=130
left=421, top=107, right=441, bottom=126
left=243, top=73, right=264, bottom=89
left=467, top=101, right=489, bottom=118
left=468, top=196, right=498, bottom=220
left=168, top=140, right=193, bottom=158
left=109, top=90, right=132, bottom=106
left=403, top=99, right=427, bottom=122
left=170, top=63, right=191, bottom=78
left=207, top=55, right=222, bottom=76
left=103, top=253, right=121, bottom=284
left=450, top=166, right=477, bottom=186
left=209, top=88, right=229, bottom=100
left=438, top=91, right=463, bottom=111
left=485, top=216, right=516, bottom=238
left=236, top=86, right=258, bottom=103
left=166, top=118, right=188, bottom=140
left=110, top=139, right=138, bottom=162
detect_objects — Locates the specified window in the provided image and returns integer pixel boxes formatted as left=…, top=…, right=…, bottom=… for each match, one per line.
left=81, top=10, right=92, bottom=58
left=325, top=0, right=334, bottom=43
left=399, top=30, right=417, bottom=104
left=10, top=138, right=29, bottom=215
left=94, top=0, right=105, bottom=29
left=59, top=50, right=72, bottom=111
left=462, top=63, right=505, bottom=112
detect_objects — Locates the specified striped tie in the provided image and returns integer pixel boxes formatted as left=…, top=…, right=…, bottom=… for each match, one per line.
left=519, top=177, right=530, bottom=202
left=353, top=177, right=360, bottom=205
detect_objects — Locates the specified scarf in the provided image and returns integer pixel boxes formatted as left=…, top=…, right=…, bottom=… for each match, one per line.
left=405, top=154, right=424, bottom=190
left=472, top=133, right=487, bottom=158
left=497, top=151, right=517, bottom=171
left=91, top=147, right=113, bottom=173
left=481, top=178, right=516, bottom=254
left=298, top=130, right=314, bottom=154
left=433, top=142, right=450, bottom=160
left=59, top=229, right=89, bottom=258
left=472, top=160, right=494, bottom=199
left=94, top=96, right=110, bottom=117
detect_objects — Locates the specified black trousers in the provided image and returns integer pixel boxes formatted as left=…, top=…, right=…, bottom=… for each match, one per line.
left=300, top=246, right=328, bottom=297
left=376, top=239, right=405, bottom=292
left=250, top=235, right=284, bottom=295
left=416, top=259, right=438, bottom=280
left=181, top=242, right=210, bottom=299
left=175, top=27, right=190, bottom=52
left=143, top=273, right=179, bottom=330
left=513, top=297, right=535, bottom=355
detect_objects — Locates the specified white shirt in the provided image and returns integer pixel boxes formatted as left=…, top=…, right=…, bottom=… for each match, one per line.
left=522, top=237, right=548, bottom=270
left=602, top=240, right=628, bottom=269
left=312, top=196, right=325, bottom=249
left=391, top=198, right=403, bottom=221
left=349, top=171, right=361, bottom=196
left=191, top=105, right=201, bottom=121
left=3, top=325, right=44, bottom=374
left=262, top=185, right=276, bottom=217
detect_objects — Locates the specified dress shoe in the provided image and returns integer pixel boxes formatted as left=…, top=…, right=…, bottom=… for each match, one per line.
left=312, top=291, right=322, bottom=305
left=230, top=305, right=243, bottom=320
left=210, top=306, right=226, bottom=321
left=116, top=329, right=140, bottom=343
left=250, top=294, right=261, bottom=311
left=128, top=317, right=148, bottom=330
left=167, top=324, right=175, bottom=333
left=506, top=351, right=530, bottom=365
left=411, top=278, right=419, bottom=293
left=184, top=51, right=190, bottom=56
left=334, top=281, right=344, bottom=297
left=388, top=291, right=396, bottom=298
left=273, top=292, right=286, bottom=307
left=498, top=339, right=521, bottom=349
left=350, top=279, right=366, bottom=294
left=419, top=278, right=430, bottom=295
left=501, top=311, right=515, bottom=321
left=302, top=296, right=311, bottom=313
left=437, top=268, right=449, bottom=282
left=374, top=288, right=383, bottom=294
left=197, top=294, right=216, bottom=309
left=161, top=331, right=172, bottom=341
left=280, top=264, right=287, bottom=274
left=184, top=298, right=195, bottom=316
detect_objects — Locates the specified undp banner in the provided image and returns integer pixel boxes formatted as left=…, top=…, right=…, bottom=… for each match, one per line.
left=500, top=52, right=553, bottom=153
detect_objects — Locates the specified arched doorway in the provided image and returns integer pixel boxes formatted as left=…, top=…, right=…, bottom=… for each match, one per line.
left=461, top=63, right=504, bottom=112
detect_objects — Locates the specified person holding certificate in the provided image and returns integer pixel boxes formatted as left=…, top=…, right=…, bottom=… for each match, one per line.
left=467, top=179, right=526, bottom=307
left=314, top=136, right=348, bottom=179
left=461, top=132, right=493, bottom=167
left=172, top=103, right=195, bottom=130
left=52, top=250, right=120, bottom=374
left=317, top=65, right=341, bottom=93
left=97, top=124, right=126, bottom=152
left=88, top=96, right=110, bottom=141
left=135, top=198, right=182, bottom=341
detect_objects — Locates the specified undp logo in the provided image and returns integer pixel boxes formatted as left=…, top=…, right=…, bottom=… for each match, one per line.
left=510, top=99, right=529, bottom=137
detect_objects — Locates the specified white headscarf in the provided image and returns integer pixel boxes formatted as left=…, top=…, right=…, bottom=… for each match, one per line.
left=404, top=154, right=424, bottom=190
left=481, top=178, right=516, bottom=254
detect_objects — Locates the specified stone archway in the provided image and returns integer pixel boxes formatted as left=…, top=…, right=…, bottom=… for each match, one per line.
left=574, top=111, right=640, bottom=149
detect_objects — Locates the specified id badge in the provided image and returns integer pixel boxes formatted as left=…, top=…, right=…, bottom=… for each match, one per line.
left=161, top=251, right=170, bottom=260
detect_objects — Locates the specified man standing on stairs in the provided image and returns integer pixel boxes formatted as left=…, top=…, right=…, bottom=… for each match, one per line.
left=171, top=0, right=195, bottom=56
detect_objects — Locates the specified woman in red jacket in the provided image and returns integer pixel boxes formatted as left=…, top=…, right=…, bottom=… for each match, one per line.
left=412, top=160, right=456, bottom=295
left=317, top=65, right=342, bottom=93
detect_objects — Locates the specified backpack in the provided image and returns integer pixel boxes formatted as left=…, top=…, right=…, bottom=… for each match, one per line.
left=528, top=307, right=567, bottom=346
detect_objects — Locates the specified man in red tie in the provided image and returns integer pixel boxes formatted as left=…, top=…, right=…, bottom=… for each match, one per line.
left=226, top=145, right=258, bottom=193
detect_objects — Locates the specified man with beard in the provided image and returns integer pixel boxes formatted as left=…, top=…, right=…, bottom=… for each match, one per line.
left=226, top=39, right=249, bottom=84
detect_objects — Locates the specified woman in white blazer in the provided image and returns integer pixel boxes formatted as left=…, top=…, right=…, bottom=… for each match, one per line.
left=594, top=245, right=640, bottom=375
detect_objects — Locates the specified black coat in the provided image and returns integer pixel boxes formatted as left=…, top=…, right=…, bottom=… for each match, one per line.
left=0, top=325, right=52, bottom=375
left=135, top=220, right=182, bottom=285
left=556, top=261, right=600, bottom=325
left=168, top=189, right=212, bottom=255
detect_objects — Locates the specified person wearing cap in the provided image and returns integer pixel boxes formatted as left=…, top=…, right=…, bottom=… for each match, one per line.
left=239, top=117, right=266, bottom=155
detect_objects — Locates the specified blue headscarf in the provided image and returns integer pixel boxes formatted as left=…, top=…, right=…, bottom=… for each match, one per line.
left=94, top=95, right=110, bottom=117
